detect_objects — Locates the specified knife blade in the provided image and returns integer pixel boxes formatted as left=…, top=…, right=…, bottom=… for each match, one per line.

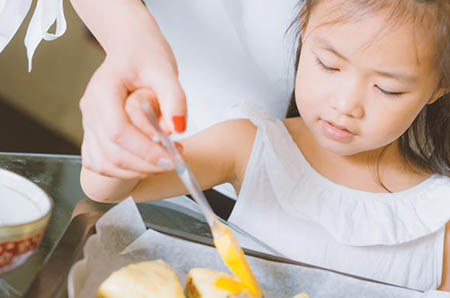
left=145, top=221, right=421, bottom=293
left=139, top=95, right=262, bottom=295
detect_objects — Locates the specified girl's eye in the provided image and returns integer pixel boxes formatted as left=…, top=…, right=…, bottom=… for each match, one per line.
left=315, top=57, right=339, bottom=72
left=375, top=85, right=404, bottom=97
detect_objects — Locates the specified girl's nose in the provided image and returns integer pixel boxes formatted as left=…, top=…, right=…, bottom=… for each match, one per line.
left=332, top=78, right=365, bottom=119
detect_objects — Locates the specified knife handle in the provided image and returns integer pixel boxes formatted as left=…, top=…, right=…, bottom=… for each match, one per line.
left=23, top=212, right=102, bottom=298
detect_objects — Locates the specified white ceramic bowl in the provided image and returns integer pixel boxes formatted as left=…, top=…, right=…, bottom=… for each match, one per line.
left=0, top=168, right=53, bottom=274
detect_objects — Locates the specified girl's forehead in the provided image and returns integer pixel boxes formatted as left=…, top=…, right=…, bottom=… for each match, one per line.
left=305, top=1, right=436, bottom=75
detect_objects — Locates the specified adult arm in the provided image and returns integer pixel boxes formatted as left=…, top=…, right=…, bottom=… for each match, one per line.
left=70, top=0, right=187, bottom=178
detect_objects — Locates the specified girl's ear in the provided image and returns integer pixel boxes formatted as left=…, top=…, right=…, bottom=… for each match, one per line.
left=428, top=88, right=449, bottom=104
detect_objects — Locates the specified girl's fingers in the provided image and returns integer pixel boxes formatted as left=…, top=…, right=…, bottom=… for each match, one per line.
left=125, top=89, right=160, bottom=138
left=125, top=88, right=175, bottom=137
left=149, top=75, right=187, bottom=134
left=125, top=88, right=184, bottom=155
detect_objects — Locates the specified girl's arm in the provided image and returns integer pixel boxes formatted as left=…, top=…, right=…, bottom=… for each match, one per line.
left=80, top=118, right=257, bottom=203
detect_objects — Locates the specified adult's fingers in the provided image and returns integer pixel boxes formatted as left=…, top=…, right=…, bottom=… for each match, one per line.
left=81, top=130, right=147, bottom=179
left=96, top=126, right=174, bottom=174
left=125, top=89, right=185, bottom=158
left=80, top=60, right=173, bottom=173
left=142, top=72, right=187, bottom=134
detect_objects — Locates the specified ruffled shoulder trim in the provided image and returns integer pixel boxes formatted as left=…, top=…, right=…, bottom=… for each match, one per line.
left=251, top=114, right=450, bottom=246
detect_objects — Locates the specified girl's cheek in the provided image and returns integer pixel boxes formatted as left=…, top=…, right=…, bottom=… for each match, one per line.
left=365, top=100, right=418, bottom=145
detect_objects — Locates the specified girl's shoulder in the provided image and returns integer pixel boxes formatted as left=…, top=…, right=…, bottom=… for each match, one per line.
left=208, top=118, right=258, bottom=142
left=177, top=118, right=258, bottom=193
left=205, top=119, right=258, bottom=190
left=218, top=118, right=258, bottom=155
left=188, top=119, right=258, bottom=157
left=196, top=118, right=258, bottom=158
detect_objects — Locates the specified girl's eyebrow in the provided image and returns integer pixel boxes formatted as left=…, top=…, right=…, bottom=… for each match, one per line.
left=374, top=69, right=417, bottom=84
left=313, top=36, right=349, bottom=62
left=313, top=36, right=418, bottom=84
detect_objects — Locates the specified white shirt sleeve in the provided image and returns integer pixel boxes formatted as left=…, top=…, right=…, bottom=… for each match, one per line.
left=0, top=0, right=67, bottom=71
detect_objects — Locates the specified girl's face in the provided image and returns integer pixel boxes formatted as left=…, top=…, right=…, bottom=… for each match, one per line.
left=295, top=1, right=442, bottom=157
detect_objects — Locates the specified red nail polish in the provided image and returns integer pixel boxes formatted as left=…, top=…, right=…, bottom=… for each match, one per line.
left=172, top=115, right=186, bottom=133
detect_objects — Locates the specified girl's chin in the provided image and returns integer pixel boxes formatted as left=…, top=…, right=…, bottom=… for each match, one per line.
left=305, top=120, right=371, bottom=156
left=315, top=136, right=364, bottom=157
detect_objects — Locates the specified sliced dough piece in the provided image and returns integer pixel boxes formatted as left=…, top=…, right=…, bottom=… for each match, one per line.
left=185, top=268, right=262, bottom=298
left=97, top=259, right=185, bottom=298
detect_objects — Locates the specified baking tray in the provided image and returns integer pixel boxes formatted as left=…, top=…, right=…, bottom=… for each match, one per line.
left=23, top=197, right=423, bottom=298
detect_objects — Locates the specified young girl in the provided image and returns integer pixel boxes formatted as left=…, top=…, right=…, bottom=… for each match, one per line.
left=80, top=0, right=450, bottom=292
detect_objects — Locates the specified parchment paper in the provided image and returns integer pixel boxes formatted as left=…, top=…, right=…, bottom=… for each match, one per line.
left=67, top=198, right=444, bottom=298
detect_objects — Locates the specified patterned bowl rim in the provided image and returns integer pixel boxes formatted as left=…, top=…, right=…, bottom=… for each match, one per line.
left=0, top=168, right=53, bottom=229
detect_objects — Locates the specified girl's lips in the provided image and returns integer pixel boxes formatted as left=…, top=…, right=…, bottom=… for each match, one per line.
left=320, top=120, right=355, bottom=141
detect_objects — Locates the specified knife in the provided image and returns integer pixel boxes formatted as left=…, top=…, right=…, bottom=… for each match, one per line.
left=139, top=96, right=262, bottom=296
left=145, top=221, right=421, bottom=293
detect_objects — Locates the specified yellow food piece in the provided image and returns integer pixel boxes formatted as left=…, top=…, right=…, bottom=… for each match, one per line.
left=292, top=294, right=309, bottom=298
left=97, top=259, right=185, bottom=298
left=185, top=268, right=261, bottom=298
left=215, top=277, right=246, bottom=294
left=213, top=225, right=261, bottom=296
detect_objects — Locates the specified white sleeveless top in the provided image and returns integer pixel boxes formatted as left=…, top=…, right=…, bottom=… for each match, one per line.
left=228, top=112, right=450, bottom=292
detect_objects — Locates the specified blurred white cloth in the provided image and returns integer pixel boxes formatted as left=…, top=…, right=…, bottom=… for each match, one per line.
left=0, top=0, right=66, bottom=71
left=422, top=291, right=450, bottom=297
left=145, top=0, right=301, bottom=199
left=145, top=0, right=300, bottom=137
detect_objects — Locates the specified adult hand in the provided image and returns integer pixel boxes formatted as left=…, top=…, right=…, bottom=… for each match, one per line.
left=80, top=38, right=186, bottom=179
left=71, top=0, right=187, bottom=179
